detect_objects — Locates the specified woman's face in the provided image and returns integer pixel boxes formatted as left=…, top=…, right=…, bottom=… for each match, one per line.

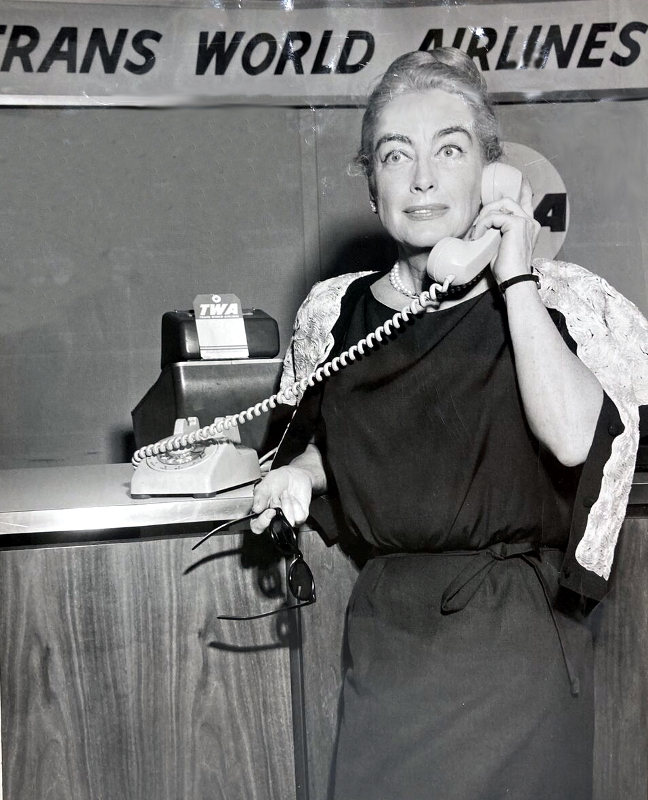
left=372, top=88, right=485, bottom=255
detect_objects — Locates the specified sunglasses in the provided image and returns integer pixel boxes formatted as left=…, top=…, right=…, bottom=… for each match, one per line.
left=193, top=508, right=316, bottom=621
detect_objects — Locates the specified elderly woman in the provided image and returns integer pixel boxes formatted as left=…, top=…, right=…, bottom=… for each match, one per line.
left=250, top=48, right=645, bottom=800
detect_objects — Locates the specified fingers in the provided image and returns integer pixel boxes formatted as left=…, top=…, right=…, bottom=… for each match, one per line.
left=470, top=192, right=541, bottom=283
left=519, top=177, right=534, bottom=218
left=481, top=195, right=525, bottom=217
left=251, top=479, right=273, bottom=514
left=250, top=507, right=277, bottom=535
left=251, top=473, right=290, bottom=513
left=249, top=463, right=314, bottom=536
left=250, top=472, right=311, bottom=534
left=472, top=195, right=537, bottom=241
left=280, top=491, right=309, bottom=527
left=249, top=495, right=307, bottom=534
left=472, top=206, right=522, bottom=240
left=250, top=479, right=277, bottom=534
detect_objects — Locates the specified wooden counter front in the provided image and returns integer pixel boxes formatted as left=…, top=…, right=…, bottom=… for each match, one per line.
left=0, top=464, right=296, bottom=800
left=1, top=534, right=298, bottom=800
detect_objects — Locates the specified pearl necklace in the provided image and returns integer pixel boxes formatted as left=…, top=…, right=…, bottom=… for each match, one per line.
left=389, top=262, right=422, bottom=299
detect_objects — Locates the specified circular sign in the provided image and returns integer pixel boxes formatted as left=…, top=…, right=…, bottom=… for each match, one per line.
left=502, top=142, right=569, bottom=260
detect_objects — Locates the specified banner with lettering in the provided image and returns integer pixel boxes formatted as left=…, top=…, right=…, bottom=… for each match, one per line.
left=0, top=0, right=646, bottom=105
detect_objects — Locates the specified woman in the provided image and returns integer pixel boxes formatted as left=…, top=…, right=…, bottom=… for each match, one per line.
left=250, top=49, right=644, bottom=800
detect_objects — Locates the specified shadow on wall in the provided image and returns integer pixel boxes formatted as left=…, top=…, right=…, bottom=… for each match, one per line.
left=112, top=428, right=136, bottom=463
left=323, top=231, right=397, bottom=280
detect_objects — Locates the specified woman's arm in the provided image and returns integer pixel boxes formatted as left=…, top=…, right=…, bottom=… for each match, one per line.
left=250, top=442, right=328, bottom=533
left=473, top=178, right=603, bottom=466
left=503, top=281, right=603, bottom=466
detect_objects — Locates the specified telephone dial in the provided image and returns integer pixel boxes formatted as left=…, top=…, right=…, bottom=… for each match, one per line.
left=130, top=162, right=525, bottom=498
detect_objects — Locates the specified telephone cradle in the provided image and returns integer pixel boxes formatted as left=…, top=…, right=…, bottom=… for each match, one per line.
left=130, top=417, right=260, bottom=499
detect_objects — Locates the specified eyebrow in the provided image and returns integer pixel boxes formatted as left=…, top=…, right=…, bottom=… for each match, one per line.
left=374, top=125, right=473, bottom=153
left=437, top=125, right=473, bottom=141
left=374, top=133, right=412, bottom=151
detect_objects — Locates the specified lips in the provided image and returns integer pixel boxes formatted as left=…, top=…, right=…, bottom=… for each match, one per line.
left=403, top=204, right=448, bottom=220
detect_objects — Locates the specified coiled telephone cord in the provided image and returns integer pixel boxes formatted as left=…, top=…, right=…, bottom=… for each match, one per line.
left=131, top=277, right=453, bottom=467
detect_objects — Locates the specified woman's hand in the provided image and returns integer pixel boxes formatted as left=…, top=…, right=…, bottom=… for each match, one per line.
left=250, top=444, right=326, bottom=534
left=471, top=177, right=541, bottom=284
left=250, top=465, right=314, bottom=534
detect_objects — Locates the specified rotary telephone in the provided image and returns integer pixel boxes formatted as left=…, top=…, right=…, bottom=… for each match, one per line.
left=130, top=162, right=524, bottom=498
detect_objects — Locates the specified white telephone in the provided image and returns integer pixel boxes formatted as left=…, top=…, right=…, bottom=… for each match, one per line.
left=427, top=162, right=523, bottom=286
left=130, top=416, right=260, bottom=499
left=130, top=162, right=525, bottom=498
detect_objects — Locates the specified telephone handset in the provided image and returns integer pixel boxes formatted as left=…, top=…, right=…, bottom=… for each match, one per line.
left=427, top=162, right=524, bottom=286
left=130, top=162, right=525, bottom=497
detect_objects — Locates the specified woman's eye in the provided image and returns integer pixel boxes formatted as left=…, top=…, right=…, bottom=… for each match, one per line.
left=382, top=150, right=409, bottom=164
left=439, top=145, right=463, bottom=158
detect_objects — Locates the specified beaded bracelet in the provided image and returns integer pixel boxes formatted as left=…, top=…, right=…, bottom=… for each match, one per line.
left=498, top=273, right=540, bottom=294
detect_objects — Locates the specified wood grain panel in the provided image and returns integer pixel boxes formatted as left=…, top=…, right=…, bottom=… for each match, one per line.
left=593, top=518, right=648, bottom=800
left=0, top=533, right=296, bottom=800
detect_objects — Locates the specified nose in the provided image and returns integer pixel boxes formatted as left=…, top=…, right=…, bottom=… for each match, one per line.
left=411, top=157, right=437, bottom=193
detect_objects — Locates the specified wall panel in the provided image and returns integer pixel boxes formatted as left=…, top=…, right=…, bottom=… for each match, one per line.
left=0, top=106, right=310, bottom=467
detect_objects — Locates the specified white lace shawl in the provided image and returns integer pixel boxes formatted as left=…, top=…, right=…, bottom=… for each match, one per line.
left=280, top=260, right=648, bottom=579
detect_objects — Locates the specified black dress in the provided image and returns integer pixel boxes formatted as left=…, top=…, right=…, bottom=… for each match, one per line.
left=318, top=287, right=594, bottom=800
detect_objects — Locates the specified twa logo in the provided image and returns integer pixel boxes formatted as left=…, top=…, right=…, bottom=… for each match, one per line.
left=199, top=302, right=239, bottom=317
left=196, top=294, right=242, bottom=319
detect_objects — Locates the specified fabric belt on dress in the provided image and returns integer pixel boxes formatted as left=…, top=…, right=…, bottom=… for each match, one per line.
left=439, top=542, right=580, bottom=697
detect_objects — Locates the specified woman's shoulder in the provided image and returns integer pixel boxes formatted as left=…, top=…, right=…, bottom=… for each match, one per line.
left=297, top=271, right=378, bottom=316
left=280, top=271, right=377, bottom=402
left=534, top=258, right=648, bottom=384
left=292, top=270, right=378, bottom=345
left=535, top=257, right=645, bottom=318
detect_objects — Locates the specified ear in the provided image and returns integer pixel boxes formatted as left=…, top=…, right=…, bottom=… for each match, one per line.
left=368, top=173, right=378, bottom=213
